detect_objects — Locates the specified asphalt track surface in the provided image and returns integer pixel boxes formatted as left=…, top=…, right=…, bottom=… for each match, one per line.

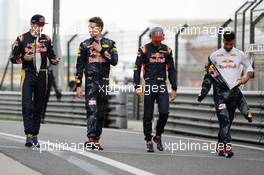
left=0, top=120, right=264, bottom=175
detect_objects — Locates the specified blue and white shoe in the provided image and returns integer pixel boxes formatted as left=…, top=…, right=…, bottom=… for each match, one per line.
left=32, top=136, right=40, bottom=148
left=25, top=134, right=33, bottom=147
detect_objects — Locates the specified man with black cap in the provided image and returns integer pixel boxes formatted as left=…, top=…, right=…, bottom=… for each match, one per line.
left=75, top=17, right=118, bottom=150
left=133, top=27, right=177, bottom=152
left=10, top=14, right=60, bottom=147
left=197, top=31, right=254, bottom=158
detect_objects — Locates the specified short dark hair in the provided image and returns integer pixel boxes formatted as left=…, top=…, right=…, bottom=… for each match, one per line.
left=223, top=31, right=235, bottom=41
left=89, top=17, right=104, bottom=31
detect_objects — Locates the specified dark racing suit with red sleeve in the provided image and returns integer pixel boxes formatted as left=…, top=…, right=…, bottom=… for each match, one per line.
left=75, top=37, right=118, bottom=139
left=133, top=42, right=177, bottom=141
left=10, top=31, right=57, bottom=135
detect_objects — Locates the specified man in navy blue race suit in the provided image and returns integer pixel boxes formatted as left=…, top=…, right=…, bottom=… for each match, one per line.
left=133, top=27, right=177, bottom=152
left=75, top=17, right=118, bottom=150
left=10, top=14, right=60, bottom=147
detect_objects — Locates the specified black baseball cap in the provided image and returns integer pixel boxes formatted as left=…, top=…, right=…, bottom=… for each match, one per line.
left=30, top=14, right=48, bottom=26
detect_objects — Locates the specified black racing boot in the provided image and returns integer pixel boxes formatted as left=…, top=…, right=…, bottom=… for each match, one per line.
left=84, top=137, right=95, bottom=150
left=224, top=146, right=234, bottom=158
left=94, top=138, right=104, bottom=151
left=216, top=147, right=225, bottom=157
left=216, top=142, right=225, bottom=156
left=153, top=135, right=164, bottom=151
left=146, top=141, right=154, bottom=152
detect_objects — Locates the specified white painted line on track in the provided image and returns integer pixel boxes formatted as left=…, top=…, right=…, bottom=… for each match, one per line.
left=48, top=124, right=264, bottom=151
left=102, top=128, right=264, bottom=151
left=0, top=132, right=156, bottom=175
left=2, top=121, right=263, bottom=151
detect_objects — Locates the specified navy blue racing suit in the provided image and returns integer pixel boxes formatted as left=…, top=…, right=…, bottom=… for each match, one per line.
left=10, top=31, right=57, bottom=135
left=75, top=37, right=118, bottom=139
left=133, top=42, right=177, bottom=141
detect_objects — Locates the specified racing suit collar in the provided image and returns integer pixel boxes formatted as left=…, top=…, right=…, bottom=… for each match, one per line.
left=28, top=30, right=38, bottom=39
left=92, top=35, right=103, bottom=42
left=90, top=37, right=105, bottom=45
left=150, top=42, right=162, bottom=49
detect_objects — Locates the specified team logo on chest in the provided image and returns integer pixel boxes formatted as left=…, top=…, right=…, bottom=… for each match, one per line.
left=24, top=42, right=47, bottom=61
left=149, top=52, right=165, bottom=63
left=219, top=59, right=237, bottom=69
left=88, top=49, right=106, bottom=63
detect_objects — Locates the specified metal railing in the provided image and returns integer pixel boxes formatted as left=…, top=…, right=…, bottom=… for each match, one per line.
left=0, top=91, right=127, bottom=129
left=0, top=89, right=263, bottom=144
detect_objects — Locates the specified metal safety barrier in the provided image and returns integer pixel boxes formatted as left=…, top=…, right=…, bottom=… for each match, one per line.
left=0, top=89, right=263, bottom=144
left=0, top=91, right=127, bottom=129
